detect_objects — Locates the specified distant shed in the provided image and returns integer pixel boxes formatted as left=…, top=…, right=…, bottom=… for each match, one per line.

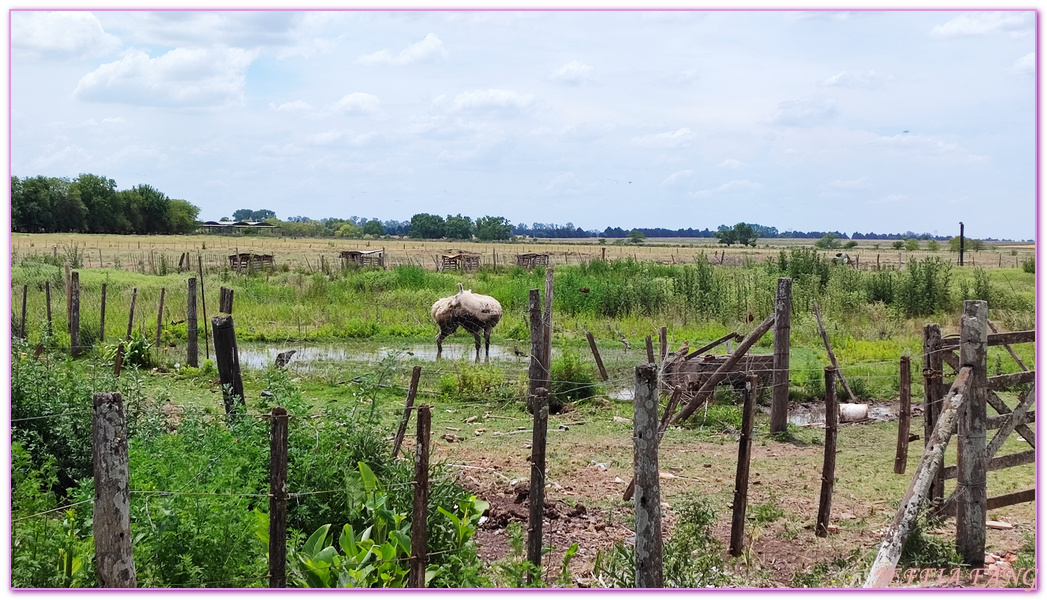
left=441, top=253, right=480, bottom=272
left=515, top=252, right=550, bottom=270
left=340, top=249, right=386, bottom=269
left=228, top=253, right=275, bottom=273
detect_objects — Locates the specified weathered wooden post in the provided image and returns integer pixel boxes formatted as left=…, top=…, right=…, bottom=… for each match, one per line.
left=187, top=278, right=198, bottom=368
left=770, top=277, right=792, bottom=433
left=92, top=392, right=137, bottom=587
left=645, top=335, right=655, bottom=363
left=633, top=363, right=663, bottom=588
left=212, top=315, right=245, bottom=416
left=154, top=287, right=166, bottom=351
left=894, top=356, right=911, bottom=474
left=812, top=301, right=857, bottom=402
left=392, top=366, right=422, bottom=458
left=922, top=324, right=944, bottom=504
left=199, top=256, right=210, bottom=360
left=409, top=405, right=432, bottom=588
left=19, top=284, right=28, bottom=339
left=817, top=366, right=839, bottom=537
left=70, top=272, right=81, bottom=357
left=126, top=288, right=138, bottom=340
left=527, top=289, right=547, bottom=412
left=45, top=281, right=53, bottom=337
left=526, top=387, right=549, bottom=584
left=99, top=283, right=107, bottom=343
left=219, top=287, right=234, bottom=314
left=64, top=261, right=72, bottom=325
left=730, top=373, right=758, bottom=556
left=658, top=326, right=668, bottom=364
left=959, top=221, right=965, bottom=266
left=268, top=406, right=288, bottom=588
left=956, top=300, right=987, bottom=567
left=114, top=343, right=125, bottom=376
left=585, top=331, right=609, bottom=381
left=542, top=269, right=553, bottom=375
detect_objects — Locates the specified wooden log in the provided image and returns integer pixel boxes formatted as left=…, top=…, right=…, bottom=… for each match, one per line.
left=70, top=272, right=80, bottom=357
left=817, top=367, right=839, bottom=537
left=154, top=287, right=166, bottom=351
left=585, top=331, right=609, bottom=381
left=409, top=405, right=431, bottom=588
left=645, top=335, right=655, bottom=363
left=659, top=326, right=668, bottom=364
left=987, top=391, right=1036, bottom=449
left=199, top=256, right=209, bottom=360
left=99, top=283, right=107, bottom=343
left=268, top=406, right=288, bottom=588
left=92, top=392, right=137, bottom=587
left=895, top=356, right=911, bottom=474
left=985, top=385, right=1035, bottom=460
left=212, top=315, right=245, bottom=417
left=987, top=371, right=1035, bottom=390
left=19, top=284, right=27, bottom=339
left=812, top=301, right=858, bottom=402
left=126, top=288, right=137, bottom=341
left=770, top=277, right=792, bottom=433
left=392, top=366, right=422, bottom=458
left=633, top=364, right=663, bottom=588
left=922, top=324, right=944, bottom=504
left=730, top=374, right=758, bottom=556
left=683, top=332, right=742, bottom=360
left=863, top=367, right=972, bottom=588
left=984, top=409, right=1034, bottom=432
left=939, top=330, right=1036, bottom=350
left=219, top=286, right=234, bottom=314
left=526, top=388, right=549, bottom=583
left=988, top=320, right=1029, bottom=371
left=956, top=300, right=987, bottom=568
left=938, top=488, right=1036, bottom=517
left=45, top=281, right=52, bottom=337
left=187, top=278, right=198, bottom=368
left=942, top=448, right=1034, bottom=480
left=672, top=314, right=775, bottom=424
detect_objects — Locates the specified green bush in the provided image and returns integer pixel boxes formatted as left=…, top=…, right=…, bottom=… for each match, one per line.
left=548, top=351, right=600, bottom=412
left=1021, top=257, right=1034, bottom=273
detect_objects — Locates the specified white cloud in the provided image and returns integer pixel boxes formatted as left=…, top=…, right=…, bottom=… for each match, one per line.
left=660, top=170, right=693, bottom=187
left=74, top=47, right=257, bottom=107
left=334, top=92, right=381, bottom=114
left=259, top=143, right=304, bottom=157
left=930, top=11, right=1033, bottom=38
left=762, top=97, right=838, bottom=127
left=12, top=11, right=119, bottom=60
left=270, top=100, right=314, bottom=113
left=818, top=70, right=886, bottom=89
left=543, top=172, right=590, bottom=195
left=305, top=130, right=379, bottom=147
left=359, top=33, right=445, bottom=66
left=716, top=180, right=763, bottom=193
left=870, top=133, right=986, bottom=162
left=872, top=193, right=908, bottom=204
left=432, top=89, right=534, bottom=114
left=550, top=60, right=595, bottom=85
left=632, top=127, right=695, bottom=149
left=716, top=158, right=745, bottom=169
left=828, top=176, right=870, bottom=190
left=1009, top=53, right=1035, bottom=76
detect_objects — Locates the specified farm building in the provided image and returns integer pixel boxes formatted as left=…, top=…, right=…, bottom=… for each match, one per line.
left=228, top=252, right=275, bottom=273
left=200, top=221, right=278, bottom=235
left=441, top=253, right=481, bottom=272
left=514, top=252, right=550, bottom=269
left=340, top=249, right=386, bottom=269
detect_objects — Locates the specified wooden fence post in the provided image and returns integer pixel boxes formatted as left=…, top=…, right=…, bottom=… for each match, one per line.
left=658, top=326, right=668, bottom=364
left=114, top=343, right=125, bottom=376
left=409, top=405, right=432, bottom=588
left=20, top=284, right=28, bottom=339
left=527, top=289, right=547, bottom=413
left=187, top=278, right=198, bottom=368
left=542, top=269, right=553, bottom=375
left=812, top=301, right=857, bottom=402
left=817, top=366, right=839, bottom=537
left=633, top=363, right=663, bottom=588
left=199, top=256, right=210, bottom=360
left=730, top=373, right=758, bottom=556
left=70, top=272, right=81, bottom=357
left=585, top=331, right=609, bottom=381
left=212, top=315, right=245, bottom=417
left=645, top=335, right=655, bottom=363
left=922, top=324, right=944, bottom=505
left=65, top=261, right=72, bottom=325
left=45, top=281, right=53, bottom=337
left=126, top=288, right=138, bottom=341
left=770, top=277, right=792, bottom=433
left=92, top=392, right=137, bottom=587
left=219, top=287, right=234, bottom=314
left=526, top=387, right=549, bottom=584
left=268, top=406, right=288, bottom=588
left=392, top=366, right=422, bottom=458
left=99, top=283, right=107, bottom=343
left=154, top=287, right=166, bottom=351
left=956, top=300, right=987, bottom=568
left=894, top=356, right=911, bottom=474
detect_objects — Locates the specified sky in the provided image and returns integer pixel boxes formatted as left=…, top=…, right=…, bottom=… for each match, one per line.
left=8, top=9, right=1037, bottom=240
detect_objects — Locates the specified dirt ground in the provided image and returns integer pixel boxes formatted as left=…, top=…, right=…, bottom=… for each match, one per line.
left=424, top=406, right=1034, bottom=589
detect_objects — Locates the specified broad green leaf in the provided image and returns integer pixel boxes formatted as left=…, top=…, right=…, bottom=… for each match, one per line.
left=303, top=524, right=331, bottom=557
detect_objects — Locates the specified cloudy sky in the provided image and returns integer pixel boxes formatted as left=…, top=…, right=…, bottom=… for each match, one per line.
left=9, top=9, right=1036, bottom=239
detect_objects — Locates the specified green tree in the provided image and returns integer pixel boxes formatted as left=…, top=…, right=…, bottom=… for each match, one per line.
left=904, top=238, right=920, bottom=252
left=362, top=219, right=384, bottom=236
left=843, top=240, right=859, bottom=249
left=475, top=216, right=513, bottom=241
left=714, top=225, right=737, bottom=246
left=167, top=199, right=201, bottom=234
left=814, top=232, right=842, bottom=249
left=927, top=239, right=940, bottom=252
left=444, top=214, right=474, bottom=240
left=252, top=209, right=276, bottom=221
left=336, top=222, right=363, bottom=237
left=731, top=222, right=758, bottom=247
left=72, top=173, right=125, bottom=233
left=626, top=229, right=646, bottom=244
left=232, top=208, right=254, bottom=221
left=12, top=176, right=64, bottom=232
left=892, top=240, right=905, bottom=250
left=410, top=213, right=445, bottom=238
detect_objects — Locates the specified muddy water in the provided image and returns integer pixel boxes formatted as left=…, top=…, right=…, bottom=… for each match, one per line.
left=237, top=342, right=532, bottom=370
left=787, top=404, right=897, bottom=426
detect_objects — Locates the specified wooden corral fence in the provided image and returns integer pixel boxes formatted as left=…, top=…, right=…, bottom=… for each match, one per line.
left=340, top=249, right=386, bottom=269
left=514, top=252, right=549, bottom=270
left=441, top=253, right=480, bottom=272
left=228, top=253, right=275, bottom=273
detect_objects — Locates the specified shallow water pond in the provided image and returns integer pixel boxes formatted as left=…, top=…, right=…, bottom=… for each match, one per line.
left=236, top=342, right=532, bottom=370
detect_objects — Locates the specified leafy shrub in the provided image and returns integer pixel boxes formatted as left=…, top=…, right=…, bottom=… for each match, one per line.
left=896, top=258, right=952, bottom=317
left=548, top=351, right=600, bottom=412
left=1021, top=257, right=1034, bottom=273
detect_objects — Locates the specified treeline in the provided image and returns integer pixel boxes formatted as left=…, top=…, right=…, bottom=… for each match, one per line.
left=11, top=175, right=199, bottom=235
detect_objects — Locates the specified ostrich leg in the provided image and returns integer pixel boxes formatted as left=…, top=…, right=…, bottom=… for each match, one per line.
left=483, top=327, right=492, bottom=363
left=436, top=333, right=445, bottom=360
left=472, top=330, right=482, bottom=363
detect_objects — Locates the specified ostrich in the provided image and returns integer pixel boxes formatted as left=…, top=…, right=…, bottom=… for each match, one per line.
left=431, top=283, right=503, bottom=362
left=275, top=350, right=297, bottom=368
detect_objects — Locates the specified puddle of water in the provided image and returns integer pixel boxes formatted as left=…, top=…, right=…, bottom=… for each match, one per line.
left=787, top=404, right=898, bottom=426
left=236, top=342, right=531, bottom=370
left=609, top=388, right=634, bottom=401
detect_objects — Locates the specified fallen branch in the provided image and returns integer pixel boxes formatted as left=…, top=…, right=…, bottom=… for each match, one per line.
left=813, top=301, right=857, bottom=403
